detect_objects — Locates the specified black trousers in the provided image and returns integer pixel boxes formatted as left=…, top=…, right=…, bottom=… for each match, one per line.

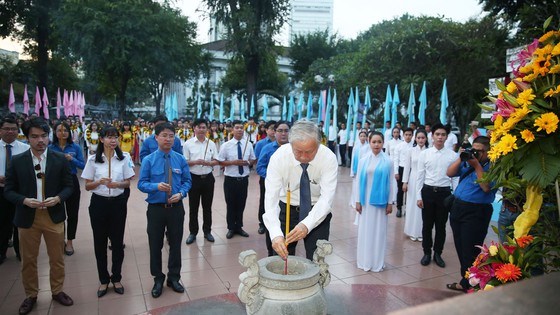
left=450, top=198, right=492, bottom=289
left=223, top=176, right=248, bottom=231
left=258, top=177, right=265, bottom=227
left=339, top=144, right=347, bottom=166
left=188, top=173, right=214, bottom=235
left=147, top=203, right=184, bottom=282
left=347, top=145, right=353, bottom=163
left=89, top=193, right=127, bottom=284
left=421, top=186, right=451, bottom=255
left=327, top=141, right=336, bottom=153
left=396, top=166, right=405, bottom=210
left=65, top=174, right=81, bottom=240
left=0, top=187, right=18, bottom=258
left=278, top=202, right=332, bottom=261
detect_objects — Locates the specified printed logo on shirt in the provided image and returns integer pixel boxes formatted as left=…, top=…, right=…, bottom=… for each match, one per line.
left=172, top=168, right=182, bottom=174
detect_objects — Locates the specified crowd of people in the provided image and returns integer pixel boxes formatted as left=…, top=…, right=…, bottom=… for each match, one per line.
left=0, top=111, right=501, bottom=314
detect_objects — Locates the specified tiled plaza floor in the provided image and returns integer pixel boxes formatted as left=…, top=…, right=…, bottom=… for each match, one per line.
left=0, top=166, right=498, bottom=314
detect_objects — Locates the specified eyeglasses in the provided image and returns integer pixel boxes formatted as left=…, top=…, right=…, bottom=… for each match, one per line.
left=35, top=164, right=44, bottom=179
left=1, top=127, right=18, bottom=132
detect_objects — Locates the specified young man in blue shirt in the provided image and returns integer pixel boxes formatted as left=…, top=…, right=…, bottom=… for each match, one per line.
left=138, top=122, right=192, bottom=298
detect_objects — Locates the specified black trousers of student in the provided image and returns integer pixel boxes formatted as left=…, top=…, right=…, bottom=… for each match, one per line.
left=89, top=193, right=127, bottom=284
left=224, top=176, right=248, bottom=231
left=327, top=141, right=336, bottom=153
left=65, top=174, right=81, bottom=240
left=396, top=166, right=405, bottom=211
left=147, top=203, right=184, bottom=282
left=339, top=144, right=347, bottom=166
left=347, top=145, right=353, bottom=163
left=420, top=185, right=451, bottom=256
left=188, top=173, right=214, bottom=235
left=0, top=187, right=19, bottom=258
left=258, top=177, right=266, bottom=227
left=278, top=202, right=332, bottom=261
left=450, top=198, right=492, bottom=289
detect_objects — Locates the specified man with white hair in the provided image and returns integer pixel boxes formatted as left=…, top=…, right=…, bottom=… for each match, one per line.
left=263, top=120, right=338, bottom=260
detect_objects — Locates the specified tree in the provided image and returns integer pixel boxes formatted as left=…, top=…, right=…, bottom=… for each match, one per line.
left=289, top=30, right=339, bottom=82
left=202, top=0, right=291, bottom=108
left=56, top=0, right=201, bottom=117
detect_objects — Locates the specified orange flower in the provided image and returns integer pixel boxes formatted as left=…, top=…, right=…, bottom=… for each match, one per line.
left=516, top=235, right=534, bottom=248
left=495, top=263, right=522, bottom=283
left=520, top=129, right=535, bottom=143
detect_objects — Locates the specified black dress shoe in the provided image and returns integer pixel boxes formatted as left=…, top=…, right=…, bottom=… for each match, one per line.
left=237, top=229, right=249, bottom=237
left=185, top=234, right=196, bottom=245
left=396, top=209, right=402, bottom=218
left=257, top=225, right=266, bottom=234
left=97, top=284, right=108, bottom=298
left=204, top=233, right=215, bottom=242
left=151, top=280, right=164, bottom=298
left=166, top=280, right=185, bottom=293
left=112, top=282, right=124, bottom=294
left=52, top=291, right=74, bottom=306
left=434, top=253, right=446, bottom=268
left=420, top=254, right=431, bottom=266
left=226, top=230, right=235, bottom=239
left=18, top=297, right=37, bottom=315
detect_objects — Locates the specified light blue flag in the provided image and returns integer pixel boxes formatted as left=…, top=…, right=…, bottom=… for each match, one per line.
left=346, top=88, right=354, bottom=140
left=317, top=92, right=324, bottom=124
left=171, top=93, right=178, bottom=120
left=229, top=94, right=235, bottom=121
left=208, top=93, right=214, bottom=121
left=352, top=87, right=359, bottom=143
left=250, top=95, right=255, bottom=118
left=196, top=92, right=202, bottom=119
left=332, top=89, right=338, bottom=130
left=164, top=94, right=171, bottom=119
left=297, top=92, right=304, bottom=120
left=240, top=95, right=245, bottom=120
left=391, top=84, right=399, bottom=128
left=439, top=79, right=448, bottom=125
left=324, top=89, right=332, bottom=138
left=281, top=96, right=287, bottom=120
left=306, top=91, right=313, bottom=120
left=288, top=94, right=295, bottom=122
left=407, top=83, right=416, bottom=126
left=418, top=81, right=427, bottom=125
left=362, top=86, right=371, bottom=127
left=383, top=85, right=392, bottom=132
left=219, top=93, right=224, bottom=122
left=262, top=95, right=269, bottom=120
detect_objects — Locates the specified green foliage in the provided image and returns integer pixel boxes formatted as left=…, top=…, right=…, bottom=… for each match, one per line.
left=290, top=30, right=339, bottom=82
left=221, top=52, right=288, bottom=94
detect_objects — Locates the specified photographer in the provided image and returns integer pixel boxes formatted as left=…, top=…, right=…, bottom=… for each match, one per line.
left=445, top=136, right=496, bottom=292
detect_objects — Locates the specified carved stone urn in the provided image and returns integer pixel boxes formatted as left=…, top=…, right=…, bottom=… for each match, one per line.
left=238, top=240, right=333, bottom=315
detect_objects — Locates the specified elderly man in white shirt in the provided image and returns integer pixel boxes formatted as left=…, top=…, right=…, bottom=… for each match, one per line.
left=263, top=120, right=338, bottom=260
left=416, top=123, right=457, bottom=268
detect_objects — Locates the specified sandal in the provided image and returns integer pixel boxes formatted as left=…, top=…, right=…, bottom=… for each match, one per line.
left=446, top=282, right=464, bottom=292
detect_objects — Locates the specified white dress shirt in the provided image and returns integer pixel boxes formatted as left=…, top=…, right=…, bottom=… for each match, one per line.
left=183, top=137, right=218, bottom=175
left=337, top=129, right=348, bottom=145
left=415, top=146, right=457, bottom=200
left=394, top=140, right=414, bottom=173
left=81, top=152, right=135, bottom=197
left=263, top=144, right=338, bottom=241
left=31, top=149, right=48, bottom=201
left=0, top=139, right=30, bottom=187
left=327, top=125, right=337, bottom=141
left=444, top=132, right=458, bottom=151
left=217, top=138, right=256, bottom=177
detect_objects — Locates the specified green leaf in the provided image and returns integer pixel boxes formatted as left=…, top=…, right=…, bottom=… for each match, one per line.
left=495, top=79, right=507, bottom=91
left=544, top=16, right=553, bottom=30
left=518, top=152, right=560, bottom=188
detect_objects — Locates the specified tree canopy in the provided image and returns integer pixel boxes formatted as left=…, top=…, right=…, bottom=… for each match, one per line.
left=289, top=30, right=339, bottom=82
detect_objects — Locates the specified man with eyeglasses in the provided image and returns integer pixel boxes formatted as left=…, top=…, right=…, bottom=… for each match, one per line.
left=4, top=117, right=75, bottom=315
left=0, top=115, right=29, bottom=265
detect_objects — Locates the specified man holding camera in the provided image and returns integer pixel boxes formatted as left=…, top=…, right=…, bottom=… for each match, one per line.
left=445, top=136, right=496, bottom=292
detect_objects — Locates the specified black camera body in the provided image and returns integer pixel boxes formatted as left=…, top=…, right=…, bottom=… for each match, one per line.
left=460, top=148, right=479, bottom=161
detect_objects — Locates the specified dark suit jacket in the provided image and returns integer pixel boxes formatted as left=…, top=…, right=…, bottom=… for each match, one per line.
left=4, top=149, right=74, bottom=228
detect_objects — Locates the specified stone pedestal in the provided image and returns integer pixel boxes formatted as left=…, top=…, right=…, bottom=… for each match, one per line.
left=238, top=240, right=333, bottom=315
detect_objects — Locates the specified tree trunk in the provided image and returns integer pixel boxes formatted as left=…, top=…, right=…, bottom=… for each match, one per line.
left=246, top=54, right=259, bottom=118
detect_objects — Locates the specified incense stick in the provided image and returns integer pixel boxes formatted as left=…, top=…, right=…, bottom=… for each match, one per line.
left=285, top=184, right=291, bottom=275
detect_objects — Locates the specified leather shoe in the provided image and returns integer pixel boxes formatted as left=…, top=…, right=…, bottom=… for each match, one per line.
left=396, top=209, right=402, bottom=218
left=237, top=229, right=249, bottom=237
left=420, top=254, right=431, bottom=266
left=52, top=291, right=74, bottom=306
left=204, top=233, right=215, bottom=242
left=113, top=282, right=124, bottom=294
left=151, top=280, right=164, bottom=298
left=97, top=284, right=108, bottom=298
left=226, top=230, right=235, bottom=239
left=185, top=234, right=196, bottom=245
left=18, top=297, right=37, bottom=315
left=166, top=280, right=185, bottom=293
left=434, top=253, right=446, bottom=268
left=257, top=225, right=266, bottom=234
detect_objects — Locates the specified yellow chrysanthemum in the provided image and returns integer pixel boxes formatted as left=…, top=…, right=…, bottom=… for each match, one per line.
left=510, top=105, right=531, bottom=121
left=539, top=30, right=556, bottom=43
left=488, top=146, right=501, bottom=162
left=520, top=129, right=535, bottom=143
left=522, top=73, right=538, bottom=82
left=506, top=81, right=517, bottom=94
left=494, top=114, right=503, bottom=129
left=545, top=88, right=556, bottom=98
left=552, top=43, right=560, bottom=56
left=516, top=89, right=536, bottom=107
left=501, top=118, right=517, bottom=132
left=519, top=64, right=533, bottom=74
left=550, top=65, right=560, bottom=74
left=496, top=134, right=518, bottom=155
left=535, top=44, right=553, bottom=58
left=534, top=112, right=559, bottom=134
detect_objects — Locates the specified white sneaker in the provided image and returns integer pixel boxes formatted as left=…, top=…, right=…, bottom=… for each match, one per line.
left=409, top=236, right=417, bottom=241
left=417, top=237, right=423, bottom=242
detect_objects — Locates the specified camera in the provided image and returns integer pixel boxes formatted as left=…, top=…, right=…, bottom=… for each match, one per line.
left=460, top=148, right=478, bottom=161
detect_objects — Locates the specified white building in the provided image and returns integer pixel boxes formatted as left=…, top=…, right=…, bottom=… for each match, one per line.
left=290, top=0, right=333, bottom=40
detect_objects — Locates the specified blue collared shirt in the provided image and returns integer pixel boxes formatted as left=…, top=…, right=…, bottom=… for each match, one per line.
left=454, top=161, right=496, bottom=204
left=254, top=137, right=273, bottom=160
left=139, top=134, right=182, bottom=162
left=48, top=143, right=85, bottom=175
left=138, top=149, right=192, bottom=204
left=256, top=141, right=280, bottom=178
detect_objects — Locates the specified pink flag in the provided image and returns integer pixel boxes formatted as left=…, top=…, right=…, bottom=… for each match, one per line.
left=8, top=84, right=15, bottom=113
left=23, top=85, right=29, bottom=114
left=73, top=91, right=80, bottom=116
left=34, top=86, right=42, bottom=115
left=79, top=93, right=85, bottom=121
left=68, top=91, right=74, bottom=116
left=42, top=87, right=50, bottom=119
left=56, top=88, right=61, bottom=119
left=63, top=89, right=69, bottom=117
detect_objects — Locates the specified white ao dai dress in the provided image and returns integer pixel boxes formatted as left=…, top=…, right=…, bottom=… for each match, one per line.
left=402, top=145, right=426, bottom=239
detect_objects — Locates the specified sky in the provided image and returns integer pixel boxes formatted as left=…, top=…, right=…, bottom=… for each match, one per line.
left=0, top=0, right=484, bottom=54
